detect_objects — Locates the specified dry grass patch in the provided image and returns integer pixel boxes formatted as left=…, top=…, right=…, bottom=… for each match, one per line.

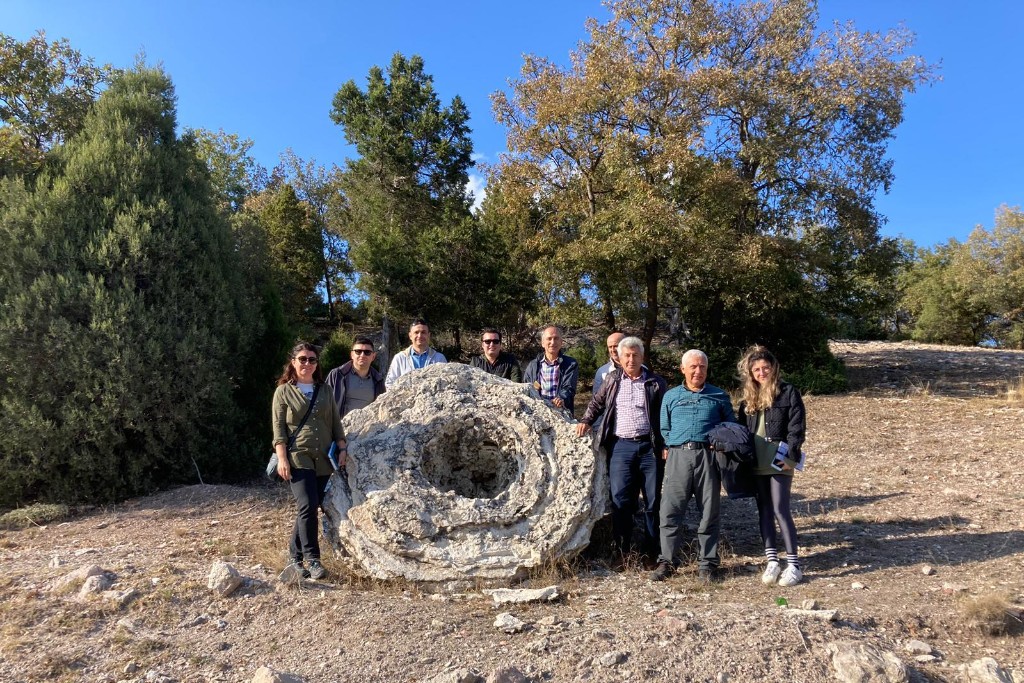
left=960, top=593, right=1022, bottom=636
left=1004, top=375, right=1024, bottom=403
left=0, top=503, right=70, bottom=529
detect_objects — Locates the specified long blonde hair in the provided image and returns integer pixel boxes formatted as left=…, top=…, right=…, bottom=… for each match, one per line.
left=738, top=345, right=781, bottom=412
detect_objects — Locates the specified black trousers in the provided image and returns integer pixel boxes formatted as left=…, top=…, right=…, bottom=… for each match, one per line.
left=289, top=468, right=331, bottom=562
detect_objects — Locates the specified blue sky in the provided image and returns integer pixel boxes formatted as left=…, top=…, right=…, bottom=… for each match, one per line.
left=6, top=1, right=1022, bottom=247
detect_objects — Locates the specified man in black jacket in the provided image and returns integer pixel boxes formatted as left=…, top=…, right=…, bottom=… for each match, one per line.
left=324, top=336, right=386, bottom=418
left=576, top=336, right=668, bottom=556
left=470, top=328, right=523, bottom=381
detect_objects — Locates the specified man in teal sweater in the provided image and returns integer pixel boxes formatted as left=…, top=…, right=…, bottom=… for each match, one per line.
left=651, top=349, right=736, bottom=583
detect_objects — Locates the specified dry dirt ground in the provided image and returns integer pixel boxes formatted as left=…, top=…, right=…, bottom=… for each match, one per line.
left=1, top=341, right=1022, bottom=683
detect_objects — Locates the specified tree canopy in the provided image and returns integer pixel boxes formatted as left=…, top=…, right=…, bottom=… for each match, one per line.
left=0, top=30, right=112, bottom=178
left=491, top=0, right=935, bottom=374
left=331, top=53, right=535, bottom=337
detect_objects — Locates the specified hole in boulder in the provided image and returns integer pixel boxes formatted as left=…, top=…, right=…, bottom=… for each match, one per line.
left=421, top=422, right=518, bottom=499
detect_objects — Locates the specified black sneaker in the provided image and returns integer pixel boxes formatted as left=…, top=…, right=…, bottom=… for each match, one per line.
left=649, top=560, right=674, bottom=582
left=697, top=567, right=718, bottom=584
left=308, top=559, right=327, bottom=580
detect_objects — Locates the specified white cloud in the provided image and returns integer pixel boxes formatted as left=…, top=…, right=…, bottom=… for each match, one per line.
left=471, top=152, right=488, bottom=163
left=466, top=173, right=487, bottom=213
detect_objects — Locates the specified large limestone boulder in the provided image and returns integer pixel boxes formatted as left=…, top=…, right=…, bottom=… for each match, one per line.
left=323, top=364, right=606, bottom=582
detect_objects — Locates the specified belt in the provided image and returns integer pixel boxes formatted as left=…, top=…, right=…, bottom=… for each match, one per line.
left=675, top=441, right=708, bottom=450
left=616, top=434, right=651, bottom=442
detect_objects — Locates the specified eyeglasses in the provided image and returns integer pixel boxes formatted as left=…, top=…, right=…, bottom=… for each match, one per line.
left=352, top=349, right=374, bottom=356
left=295, top=356, right=318, bottom=365
left=482, top=339, right=501, bottom=345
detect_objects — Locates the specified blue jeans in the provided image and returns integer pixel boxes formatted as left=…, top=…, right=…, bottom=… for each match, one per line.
left=609, top=438, right=660, bottom=553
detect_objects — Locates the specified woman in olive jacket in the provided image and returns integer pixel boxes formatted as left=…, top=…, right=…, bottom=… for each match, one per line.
left=737, top=345, right=806, bottom=587
left=272, top=342, right=347, bottom=581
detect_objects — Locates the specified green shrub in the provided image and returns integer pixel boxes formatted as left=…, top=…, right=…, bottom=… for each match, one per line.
left=566, top=343, right=599, bottom=385
left=785, top=354, right=848, bottom=394
left=321, top=328, right=354, bottom=374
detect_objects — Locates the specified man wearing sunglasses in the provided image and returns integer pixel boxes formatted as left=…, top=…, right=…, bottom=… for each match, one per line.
left=470, top=328, right=523, bottom=381
left=325, top=335, right=386, bottom=418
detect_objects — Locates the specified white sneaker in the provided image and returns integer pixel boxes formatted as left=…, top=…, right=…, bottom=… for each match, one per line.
left=761, top=560, right=781, bottom=585
left=778, top=565, right=803, bottom=587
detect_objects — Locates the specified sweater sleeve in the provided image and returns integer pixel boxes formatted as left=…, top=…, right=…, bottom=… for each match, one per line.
left=271, top=385, right=289, bottom=447
left=385, top=353, right=402, bottom=389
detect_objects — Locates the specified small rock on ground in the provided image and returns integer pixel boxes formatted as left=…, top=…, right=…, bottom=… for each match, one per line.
left=493, top=613, right=526, bottom=634
left=252, top=666, right=305, bottom=683
left=957, top=658, right=1013, bottom=683
left=208, top=561, right=243, bottom=597
left=826, top=641, right=908, bottom=683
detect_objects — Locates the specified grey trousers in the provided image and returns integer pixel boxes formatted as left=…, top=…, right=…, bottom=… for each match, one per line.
left=658, top=445, right=721, bottom=569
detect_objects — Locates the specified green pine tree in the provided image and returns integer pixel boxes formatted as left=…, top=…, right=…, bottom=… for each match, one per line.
left=0, top=65, right=262, bottom=505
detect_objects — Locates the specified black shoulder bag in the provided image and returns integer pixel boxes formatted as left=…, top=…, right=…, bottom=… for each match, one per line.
left=266, top=384, right=321, bottom=482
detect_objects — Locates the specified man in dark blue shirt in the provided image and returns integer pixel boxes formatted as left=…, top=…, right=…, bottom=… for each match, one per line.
left=651, top=349, right=735, bottom=583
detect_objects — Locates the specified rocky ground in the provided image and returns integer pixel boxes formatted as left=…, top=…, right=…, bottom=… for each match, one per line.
left=1, top=340, right=1022, bottom=683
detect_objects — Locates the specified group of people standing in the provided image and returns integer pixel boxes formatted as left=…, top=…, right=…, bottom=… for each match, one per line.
left=270, top=320, right=806, bottom=587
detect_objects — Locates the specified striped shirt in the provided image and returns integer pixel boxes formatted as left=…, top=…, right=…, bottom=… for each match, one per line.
left=614, top=371, right=651, bottom=439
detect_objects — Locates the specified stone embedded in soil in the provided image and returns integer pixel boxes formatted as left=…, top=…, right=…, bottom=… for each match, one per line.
left=905, top=639, right=932, bottom=655
left=494, top=612, right=526, bottom=634
left=482, top=585, right=560, bottom=605
left=957, top=657, right=1013, bottom=683
left=323, top=364, right=607, bottom=582
left=921, top=565, right=935, bottom=575
left=77, top=572, right=113, bottom=597
left=423, top=669, right=484, bottom=683
left=50, top=563, right=103, bottom=592
left=486, top=667, right=529, bottom=683
left=826, top=641, right=908, bottom=683
left=251, top=667, right=305, bottom=683
left=599, top=651, right=627, bottom=667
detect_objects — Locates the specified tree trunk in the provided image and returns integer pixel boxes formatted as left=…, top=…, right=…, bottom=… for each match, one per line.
left=602, top=292, right=616, bottom=332
left=379, top=315, right=391, bottom=376
left=322, top=260, right=335, bottom=323
left=641, top=259, right=659, bottom=350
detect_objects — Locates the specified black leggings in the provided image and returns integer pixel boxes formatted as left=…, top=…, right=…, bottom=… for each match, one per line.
left=289, top=468, right=331, bottom=562
left=754, top=474, right=798, bottom=556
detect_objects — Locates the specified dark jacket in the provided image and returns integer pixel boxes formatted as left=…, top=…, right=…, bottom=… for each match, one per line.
left=523, top=352, right=580, bottom=413
left=738, top=381, right=806, bottom=463
left=324, top=361, right=386, bottom=418
left=470, top=351, right=523, bottom=382
left=708, top=421, right=756, bottom=500
left=580, top=368, right=668, bottom=452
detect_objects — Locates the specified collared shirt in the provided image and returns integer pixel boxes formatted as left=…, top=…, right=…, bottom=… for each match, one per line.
left=538, top=356, right=561, bottom=400
left=343, top=372, right=376, bottom=414
left=660, top=382, right=736, bottom=446
left=613, top=370, right=651, bottom=439
left=410, top=349, right=430, bottom=369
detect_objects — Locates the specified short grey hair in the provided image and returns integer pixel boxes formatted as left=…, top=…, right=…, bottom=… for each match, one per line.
left=681, top=349, right=708, bottom=366
left=538, top=324, right=563, bottom=339
left=617, top=336, right=644, bottom=357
